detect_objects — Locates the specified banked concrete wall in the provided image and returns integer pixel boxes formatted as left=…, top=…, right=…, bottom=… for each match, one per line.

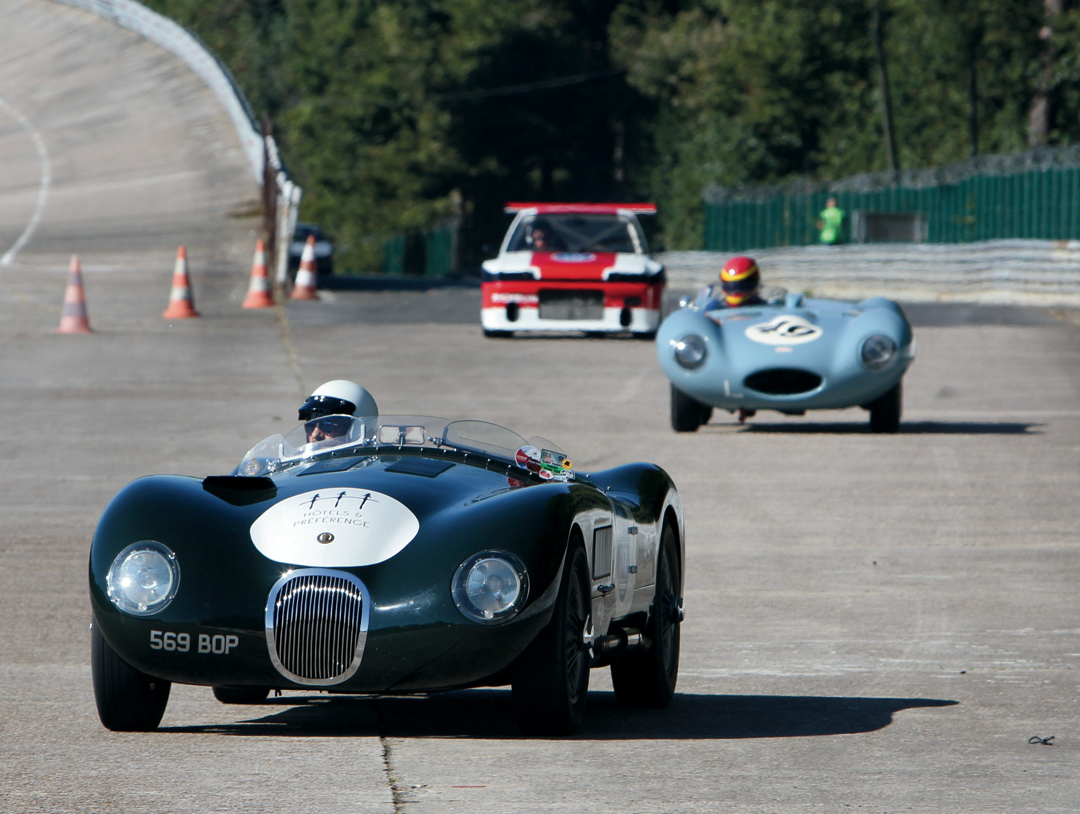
left=50, top=0, right=263, bottom=184
left=0, top=0, right=258, bottom=272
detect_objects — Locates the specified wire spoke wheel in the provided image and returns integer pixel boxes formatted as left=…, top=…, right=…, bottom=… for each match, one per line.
left=513, top=540, right=591, bottom=735
left=655, top=551, right=680, bottom=677
left=562, top=568, right=590, bottom=708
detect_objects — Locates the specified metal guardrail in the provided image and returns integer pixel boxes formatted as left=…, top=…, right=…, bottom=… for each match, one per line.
left=660, top=240, right=1080, bottom=305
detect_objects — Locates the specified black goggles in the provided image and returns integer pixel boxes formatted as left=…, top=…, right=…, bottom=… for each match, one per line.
left=305, top=417, right=350, bottom=436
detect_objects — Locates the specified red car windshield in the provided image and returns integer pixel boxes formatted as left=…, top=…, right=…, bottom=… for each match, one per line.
left=506, top=213, right=647, bottom=254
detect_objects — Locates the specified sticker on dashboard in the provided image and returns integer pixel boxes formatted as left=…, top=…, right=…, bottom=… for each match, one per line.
left=515, top=446, right=574, bottom=481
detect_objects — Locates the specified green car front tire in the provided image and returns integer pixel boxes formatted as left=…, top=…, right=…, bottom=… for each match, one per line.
left=91, top=619, right=171, bottom=731
left=512, top=541, right=591, bottom=735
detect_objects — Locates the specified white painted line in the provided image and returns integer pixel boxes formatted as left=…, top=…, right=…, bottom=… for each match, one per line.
left=0, top=96, right=50, bottom=268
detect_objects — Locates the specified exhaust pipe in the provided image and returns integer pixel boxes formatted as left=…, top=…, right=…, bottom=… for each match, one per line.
left=593, top=625, right=649, bottom=666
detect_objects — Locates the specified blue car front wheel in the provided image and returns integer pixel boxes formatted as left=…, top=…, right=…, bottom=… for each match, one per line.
left=866, top=382, right=902, bottom=433
left=671, top=385, right=712, bottom=433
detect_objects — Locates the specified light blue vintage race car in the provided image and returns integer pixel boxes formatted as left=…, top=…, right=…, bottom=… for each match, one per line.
left=656, top=287, right=915, bottom=433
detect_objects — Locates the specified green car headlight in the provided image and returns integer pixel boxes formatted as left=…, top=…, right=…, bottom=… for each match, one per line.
left=861, top=334, right=897, bottom=371
left=452, top=551, right=528, bottom=624
left=106, top=541, right=180, bottom=616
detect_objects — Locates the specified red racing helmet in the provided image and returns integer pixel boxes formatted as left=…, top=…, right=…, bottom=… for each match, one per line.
left=719, top=256, right=761, bottom=306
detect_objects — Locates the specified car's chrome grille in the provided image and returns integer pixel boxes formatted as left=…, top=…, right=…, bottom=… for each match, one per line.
left=265, top=570, right=370, bottom=686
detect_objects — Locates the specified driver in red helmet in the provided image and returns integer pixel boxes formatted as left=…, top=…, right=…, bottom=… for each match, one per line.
left=718, top=256, right=765, bottom=307
left=695, top=256, right=766, bottom=310
left=698, top=257, right=765, bottom=425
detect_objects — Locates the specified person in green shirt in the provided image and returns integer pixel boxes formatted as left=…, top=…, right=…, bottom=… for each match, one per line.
left=818, top=197, right=844, bottom=244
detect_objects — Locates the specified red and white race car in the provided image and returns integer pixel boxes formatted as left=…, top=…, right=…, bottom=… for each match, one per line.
left=481, top=203, right=664, bottom=337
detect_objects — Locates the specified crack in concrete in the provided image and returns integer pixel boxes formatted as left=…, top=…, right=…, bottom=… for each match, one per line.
left=273, top=296, right=307, bottom=396
left=380, top=734, right=407, bottom=813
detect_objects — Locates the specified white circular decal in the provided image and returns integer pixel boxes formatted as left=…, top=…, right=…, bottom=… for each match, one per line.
left=744, top=314, right=823, bottom=345
left=250, top=488, right=420, bottom=567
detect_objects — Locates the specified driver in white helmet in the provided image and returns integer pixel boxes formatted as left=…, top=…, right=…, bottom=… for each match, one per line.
left=298, top=380, right=379, bottom=448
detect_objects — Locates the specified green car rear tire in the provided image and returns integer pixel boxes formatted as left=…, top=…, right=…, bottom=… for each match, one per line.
left=611, top=524, right=681, bottom=707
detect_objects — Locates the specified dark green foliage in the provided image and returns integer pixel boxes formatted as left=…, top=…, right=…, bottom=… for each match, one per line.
left=619, top=1, right=882, bottom=247
left=143, top=0, right=1060, bottom=263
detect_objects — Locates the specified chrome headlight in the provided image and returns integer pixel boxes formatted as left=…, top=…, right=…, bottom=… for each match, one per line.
left=861, top=334, right=897, bottom=371
left=106, top=541, right=180, bottom=616
left=452, top=551, right=529, bottom=624
left=672, top=334, right=707, bottom=369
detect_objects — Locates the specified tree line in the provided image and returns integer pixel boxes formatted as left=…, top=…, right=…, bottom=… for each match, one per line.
left=143, top=0, right=1080, bottom=272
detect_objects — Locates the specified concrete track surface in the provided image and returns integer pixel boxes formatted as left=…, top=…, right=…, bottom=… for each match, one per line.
left=1, top=2, right=1079, bottom=812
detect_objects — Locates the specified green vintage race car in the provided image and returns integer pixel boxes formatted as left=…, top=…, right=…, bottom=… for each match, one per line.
left=89, top=414, right=685, bottom=735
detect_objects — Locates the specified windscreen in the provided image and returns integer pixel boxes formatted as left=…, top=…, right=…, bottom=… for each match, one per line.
left=506, top=213, right=647, bottom=254
left=236, top=415, right=568, bottom=479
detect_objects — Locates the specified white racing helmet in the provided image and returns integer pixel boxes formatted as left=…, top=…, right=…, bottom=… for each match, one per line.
left=298, top=380, right=379, bottom=420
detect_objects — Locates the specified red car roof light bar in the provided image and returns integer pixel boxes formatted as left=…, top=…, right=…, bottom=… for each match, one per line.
left=504, top=202, right=657, bottom=215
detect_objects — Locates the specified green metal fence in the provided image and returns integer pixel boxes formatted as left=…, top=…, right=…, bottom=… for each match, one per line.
left=703, top=165, right=1080, bottom=252
left=381, top=224, right=459, bottom=277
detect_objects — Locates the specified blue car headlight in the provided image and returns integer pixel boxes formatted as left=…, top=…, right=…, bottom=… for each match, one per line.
left=106, top=541, right=180, bottom=616
left=452, top=551, right=529, bottom=624
left=861, top=334, right=897, bottom=371
left=672, top=334, right=707, bottom=369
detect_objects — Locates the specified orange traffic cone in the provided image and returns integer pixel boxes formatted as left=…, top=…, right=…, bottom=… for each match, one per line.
left=162, top=246, right=199, bottom=319
left=242, top=239, right=274, bottom=309
left=289, top=235, right=319, bottom=300
left=57, top=255, right=92, bottom=334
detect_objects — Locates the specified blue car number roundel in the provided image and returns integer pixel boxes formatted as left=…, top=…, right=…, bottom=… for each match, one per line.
left=744, top=315, right=823, bottom=345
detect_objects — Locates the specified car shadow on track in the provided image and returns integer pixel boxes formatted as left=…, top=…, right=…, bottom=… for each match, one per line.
left=726, top=421, right=1041, bottom=435
left=160, top=690, right=957, bottom=740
